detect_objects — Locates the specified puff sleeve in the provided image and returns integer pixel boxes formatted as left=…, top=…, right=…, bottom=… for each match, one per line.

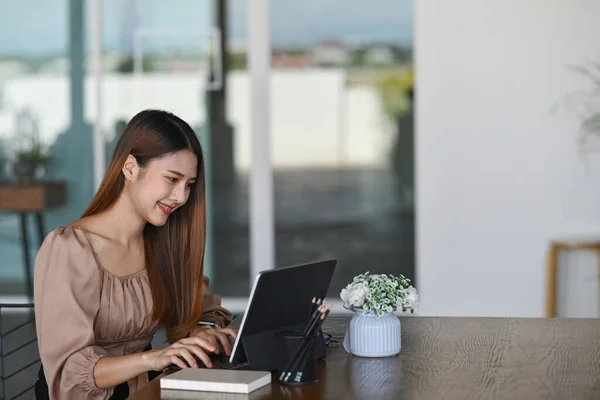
left=34, top=227, right=113, bottom=399
left=199, top=275, right=234, bottom=328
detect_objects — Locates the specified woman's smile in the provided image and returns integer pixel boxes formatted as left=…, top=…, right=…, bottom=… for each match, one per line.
left=157, top=201, right=174, bottom=215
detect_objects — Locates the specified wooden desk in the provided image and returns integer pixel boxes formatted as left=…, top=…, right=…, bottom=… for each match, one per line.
left=0, top=181, right=67, bottom=298
left=130, top=315, right=600, bottom=400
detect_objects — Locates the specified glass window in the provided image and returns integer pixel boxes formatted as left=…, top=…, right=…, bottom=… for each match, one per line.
left=0, top=0, right=91, bottom=298
left=266, top=0, right=415, bottom=297
left=0, top=2, right=88, bottom=395
left=100, top=0, right=251, bottom=297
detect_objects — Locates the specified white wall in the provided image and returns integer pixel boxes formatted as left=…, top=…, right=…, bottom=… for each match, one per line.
left=416, top=0, right=600, bottom=317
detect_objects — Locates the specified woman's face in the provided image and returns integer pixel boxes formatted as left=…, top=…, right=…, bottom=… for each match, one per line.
left=126, top=149, right=198, bottom=226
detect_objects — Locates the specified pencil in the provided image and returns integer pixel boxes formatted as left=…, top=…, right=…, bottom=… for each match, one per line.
left=304, top=304, right=324, bottom=336
left=308, top=297, right=317, bottom=319
left=281, top=304, right=323, bottom=381
left=279, top=298, right=321, bottom=381
left=303, top=302, right=324, bottom=336
left=288, top=307, right=332, bottom=382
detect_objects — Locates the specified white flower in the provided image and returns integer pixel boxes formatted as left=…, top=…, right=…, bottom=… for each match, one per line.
left=340, top=282, right=368, bottom=308
left=403, top=286, right=419, bottom=309
left=342, top=272, right=418, bottom=316
left=340, top=288, right=351, bottom=307
left=349, top=284, right=368, bottom=307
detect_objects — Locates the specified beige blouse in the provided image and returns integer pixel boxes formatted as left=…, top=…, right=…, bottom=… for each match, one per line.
left=33, top=226, right=233, bottom=399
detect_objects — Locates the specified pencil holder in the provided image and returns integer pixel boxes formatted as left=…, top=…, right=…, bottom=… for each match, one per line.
left=277, top=331, right=319, bottom=385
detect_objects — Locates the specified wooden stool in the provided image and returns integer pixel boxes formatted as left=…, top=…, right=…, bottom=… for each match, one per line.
left=546, top=239, right=600, bottom=318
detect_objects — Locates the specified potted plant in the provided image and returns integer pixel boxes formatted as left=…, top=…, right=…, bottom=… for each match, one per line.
left=12, top=132, right=49, bottom=184
left=340, top=272, right=418, bottom=357
left=9, top=108, right=49, bottom=184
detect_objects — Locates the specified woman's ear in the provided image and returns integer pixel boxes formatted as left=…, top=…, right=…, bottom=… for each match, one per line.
left=122, top=154, right=138, bottom=181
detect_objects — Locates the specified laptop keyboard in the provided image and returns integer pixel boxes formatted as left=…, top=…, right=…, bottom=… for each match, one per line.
left=209, top=359, right=249, bottom=370
left=168, top=356, right=249, bottom=371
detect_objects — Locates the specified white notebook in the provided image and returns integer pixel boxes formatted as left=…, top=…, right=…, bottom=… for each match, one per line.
left=160, top=369, right=271, bottom=394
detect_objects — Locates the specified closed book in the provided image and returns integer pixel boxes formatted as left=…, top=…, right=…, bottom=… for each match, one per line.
left=160, top=369, right=271, bottom=394
left=161, top=389, right=255, bottom=400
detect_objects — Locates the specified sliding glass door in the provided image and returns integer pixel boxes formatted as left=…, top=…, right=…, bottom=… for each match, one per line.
left=98, top=0, right=252, bottom=303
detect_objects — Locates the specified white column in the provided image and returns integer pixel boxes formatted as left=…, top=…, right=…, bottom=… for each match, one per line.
left=91, top=0, right=105, bottom=190
left=248, top=0, right=274, bottom=283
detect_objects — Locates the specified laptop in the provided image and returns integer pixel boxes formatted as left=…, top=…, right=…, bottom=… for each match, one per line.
left=168, top=259, right=337, bottom=371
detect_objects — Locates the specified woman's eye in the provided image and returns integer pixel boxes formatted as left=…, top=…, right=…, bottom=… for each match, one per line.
left=167, top=177, right=178, bottom=183
left=187, top=182, right=196, bottom=188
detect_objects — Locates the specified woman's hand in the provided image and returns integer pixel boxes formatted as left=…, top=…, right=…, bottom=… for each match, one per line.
left=143, top=336, right=218, bottom=370
left=191, top=325, right=238, bottom=356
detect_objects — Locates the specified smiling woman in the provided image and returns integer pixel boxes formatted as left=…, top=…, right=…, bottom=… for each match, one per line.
left=119, top=149, right=198, bottom=225
left=32, top=110, right=235, bottom=399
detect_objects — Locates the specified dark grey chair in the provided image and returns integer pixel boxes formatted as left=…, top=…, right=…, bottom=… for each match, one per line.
left=0, top=303, right=39, bottom=400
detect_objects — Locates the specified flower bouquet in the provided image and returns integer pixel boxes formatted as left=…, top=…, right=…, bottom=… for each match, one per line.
left=340, top=272, right=418, bottom=357
left=340, top=272, right=418, bottom=316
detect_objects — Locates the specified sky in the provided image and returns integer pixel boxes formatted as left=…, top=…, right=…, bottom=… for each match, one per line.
left=0, top=0, right=413, bottom=55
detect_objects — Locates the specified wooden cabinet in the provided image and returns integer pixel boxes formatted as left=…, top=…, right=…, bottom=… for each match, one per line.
left=0, top=181, right=67, bottom=211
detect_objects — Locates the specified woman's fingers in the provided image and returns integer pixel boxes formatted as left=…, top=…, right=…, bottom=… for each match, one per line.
left=161, top=326, right=241, bottom=370
left=185, top=344, right=213, bottom=368
left=203, top=334, right=220, bottom=352
left=181, top=337, right=217, bottom=353
left=170, top=338, right=216, bottom=368
left=185, top=334, right=218, bottom=352
left=213, top=331, right=233, bottom=355
left=174, top=328, right=238, bottom=364
left=169, top=354, right=187, bottom=370
left=222, top=327, right=238, bottom=340
left=173, top=347, right=198, bottom=368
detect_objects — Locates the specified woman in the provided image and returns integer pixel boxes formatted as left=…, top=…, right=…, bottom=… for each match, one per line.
left=33, top=109, right=237, bottom=399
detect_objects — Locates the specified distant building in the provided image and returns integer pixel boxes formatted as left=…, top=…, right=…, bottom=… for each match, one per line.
left=154, top=59, right=209, bottom=73
left=0, top=60, right=30, bottom=79
left=311, top=40, right=350, bottom=66
left=271, top=53, right=310, bottom=69
left=37, top=54, right=123, bottom=74
left=228, top=40, right=247, bottom=56
left=37, top=58, right=69, bottom=75
left=364, top=46, right=395, bottom=66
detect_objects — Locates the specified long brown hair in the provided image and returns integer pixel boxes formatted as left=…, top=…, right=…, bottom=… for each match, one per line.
left=82, top=109, right=206, bottom=342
